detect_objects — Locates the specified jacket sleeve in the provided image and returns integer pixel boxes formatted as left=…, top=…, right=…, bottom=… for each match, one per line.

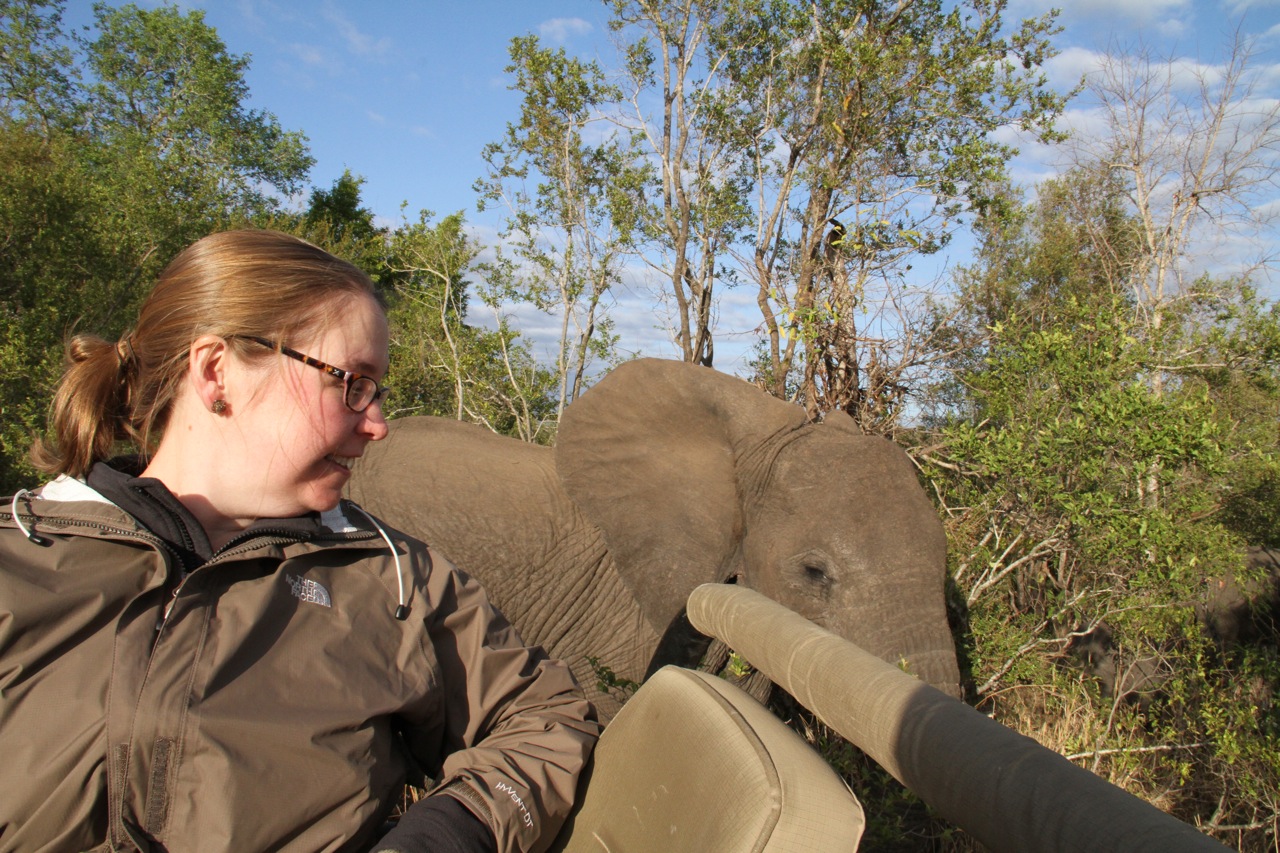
left=404, top=547, right=600, bottom=853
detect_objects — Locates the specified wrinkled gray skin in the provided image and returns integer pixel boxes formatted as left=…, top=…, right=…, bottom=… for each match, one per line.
left=347, top=359, right=961, bottom=721
left=1067, top=546, right=1280, bottom=707
left=1200, top=546, right=1280, bottom=648
left=1065, top=624, right=1172, bottom=711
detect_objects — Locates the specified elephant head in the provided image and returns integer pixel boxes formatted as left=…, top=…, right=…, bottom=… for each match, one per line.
left=555, top=359, right=961, bottom=696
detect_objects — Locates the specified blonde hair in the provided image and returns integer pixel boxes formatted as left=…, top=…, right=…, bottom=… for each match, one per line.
left=32, top=229, right=382, bottom=478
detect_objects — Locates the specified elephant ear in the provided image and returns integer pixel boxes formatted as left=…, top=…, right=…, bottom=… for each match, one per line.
left=556, top=359, right=807, bottom=634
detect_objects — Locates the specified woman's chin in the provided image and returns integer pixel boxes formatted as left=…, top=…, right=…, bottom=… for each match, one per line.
left=304, top=479, right=347, bottom=515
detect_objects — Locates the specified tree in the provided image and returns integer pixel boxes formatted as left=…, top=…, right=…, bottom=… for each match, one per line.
left=0, top=123, right=117, bottom=492
left=83, top=2, right=311, bottom=214
left=702, top=0, right=1065, bottom=425
left=0, top=0, right=76, bottom=134
left=302, top=169, right=381, bottom=245
left=384, top=208, right=557, bottom=440
left=55, top=2, right=313, bottom=291
left=270, top=169, right=391, bottom=286
left=476, top=34, right=646, bottom=420
left=924, top=168, right=1280, bottom=845
left=600, top=0, right=1067, bottom=424
left=608, top=0, right=752, bottom=367
left=1057, top=34, right=1280, bottom=515
left=0, top=0, right=313, bottom=492
left=1066, top=32, right=1280, bottom=379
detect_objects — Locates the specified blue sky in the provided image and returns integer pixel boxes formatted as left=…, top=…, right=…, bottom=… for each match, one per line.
left=61, top=0, right=1280, bottom=371
left=60, top=0, right=1275, bottom=223
left=68, top=0, right=623, bottom=223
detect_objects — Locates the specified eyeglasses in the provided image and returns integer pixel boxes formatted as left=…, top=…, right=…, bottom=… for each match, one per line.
left=241, top=335, right=390, bottom=413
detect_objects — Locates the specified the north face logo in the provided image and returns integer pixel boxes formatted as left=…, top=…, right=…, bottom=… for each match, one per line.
left=286, top=574, right=332, bottom=608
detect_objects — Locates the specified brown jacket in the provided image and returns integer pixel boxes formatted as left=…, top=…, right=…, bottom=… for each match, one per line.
left=0, top=477, right=597, bottom=853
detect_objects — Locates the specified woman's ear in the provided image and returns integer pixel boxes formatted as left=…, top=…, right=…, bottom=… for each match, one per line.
left=188, top=334, right=229, bottom=413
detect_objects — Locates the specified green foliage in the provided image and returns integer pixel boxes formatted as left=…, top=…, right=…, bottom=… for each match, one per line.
left=300, top=170, right=384, bottom=254
left=0, top=0, right=76, bottom=131
left=0, top=0, right=309, bottom=493
left=725, top=651, right=752, bottom=679
left=261, top=170, right=393, bottom=293
left=476, top=33, right=646, bottom=414
left=0, top=118, right=181, bottom=492
left=83, top=2, right=311, bottom=211
left=587, top=655, right=640, bottom=702
left=924, top=169, right=1280, bottom=845
left=1220, top=463, right=1280, bottom=548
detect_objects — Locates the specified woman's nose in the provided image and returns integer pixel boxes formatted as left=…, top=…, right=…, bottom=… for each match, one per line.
left=360, top=400, right=390, bottom=441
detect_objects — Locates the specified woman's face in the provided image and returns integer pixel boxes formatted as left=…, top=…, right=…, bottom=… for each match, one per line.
left=226, top=293, right=390, bottom=519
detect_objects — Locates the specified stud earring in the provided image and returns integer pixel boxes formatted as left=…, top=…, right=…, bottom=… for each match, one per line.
left=211, top=399, right=228, bottom=415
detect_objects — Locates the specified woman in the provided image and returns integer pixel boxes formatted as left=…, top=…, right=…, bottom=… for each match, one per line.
left=0, top=230, right=598, bottom=853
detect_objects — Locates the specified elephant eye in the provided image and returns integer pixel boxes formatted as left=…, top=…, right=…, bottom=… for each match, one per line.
left=803, top=564, right=831, bottom=586
left=788, top=550, right=835, bottom=594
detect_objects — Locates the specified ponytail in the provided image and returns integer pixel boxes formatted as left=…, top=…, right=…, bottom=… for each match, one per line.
left=30, top=333, right=137, bottom=478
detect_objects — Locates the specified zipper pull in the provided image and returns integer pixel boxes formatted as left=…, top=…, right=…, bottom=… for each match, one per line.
left=163, top=586, right=180, bottom=621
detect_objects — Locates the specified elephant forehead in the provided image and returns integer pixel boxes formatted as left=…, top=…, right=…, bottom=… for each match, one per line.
left=753, top=437, right=944, bottom=552
left=767, top=435, right=929, bottom=509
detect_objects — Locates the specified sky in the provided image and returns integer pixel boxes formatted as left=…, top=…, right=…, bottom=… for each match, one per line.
left=59, top=0, right=1280, bottom=373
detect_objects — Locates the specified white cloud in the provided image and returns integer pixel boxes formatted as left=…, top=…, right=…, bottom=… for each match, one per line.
left=287, top=42, right=325, bottom=66
left=322, top=2, right=393, bottom=59
left=1045, top=46, right=1108, bottom=90
left=366, top=110, right=386, bottom=124
left=1012, top=0, right=1193, bottom=26
left=1260, top=59, right=1280, bottom=89
left=1167, top=56, right=1227, bottom=90
left=1225, top=0, right=1280, bottom=14
left=1154, top=17, right=1189, bottom=39
left=538, top=17, right=593, bottom=44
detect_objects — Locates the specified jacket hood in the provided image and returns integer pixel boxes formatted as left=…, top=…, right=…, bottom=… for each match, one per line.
left=11, top=476, right=409, bottom=619
left=33, top=474, right=360, bottom=532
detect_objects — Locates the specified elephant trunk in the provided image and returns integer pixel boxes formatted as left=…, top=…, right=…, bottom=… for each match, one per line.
left=896, top=645, right=962, bottom=699
left=836, top=601, right=962, bottom=698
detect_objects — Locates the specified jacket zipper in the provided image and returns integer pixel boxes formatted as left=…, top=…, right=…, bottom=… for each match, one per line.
left=4, top=502, right=407, bottom=847
left=208, top=526, right=381, bottom=564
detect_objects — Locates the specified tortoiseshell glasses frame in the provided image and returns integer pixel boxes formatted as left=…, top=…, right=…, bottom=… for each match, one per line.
left=241, top=335, right=389, bottom=413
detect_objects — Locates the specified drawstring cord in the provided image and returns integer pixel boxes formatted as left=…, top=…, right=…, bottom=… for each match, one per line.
left=346, top=502, right=411, bottom=621
left=10, top=489, right=51, bottom=546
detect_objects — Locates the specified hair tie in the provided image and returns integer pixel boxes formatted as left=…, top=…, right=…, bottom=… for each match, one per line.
left=115, top=334, right=136, bottom=372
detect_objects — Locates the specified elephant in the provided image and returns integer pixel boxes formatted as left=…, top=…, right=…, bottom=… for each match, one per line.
left=347, top=358, right=961, bottom=721
left=1064, top=623, right=1172, bottom=711
left=1065, top=547, right=1280, bottom=709
left=1200, top=545, right=1280, bottom=648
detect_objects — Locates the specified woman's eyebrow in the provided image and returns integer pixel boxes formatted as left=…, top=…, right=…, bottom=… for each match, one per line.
left=351, top=358, right=389, bottom=379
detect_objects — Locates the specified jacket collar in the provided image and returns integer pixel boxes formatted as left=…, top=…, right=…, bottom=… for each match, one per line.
left=38, top=475, right=110, bottom=504
left=33, top=473, right=370, bottom=549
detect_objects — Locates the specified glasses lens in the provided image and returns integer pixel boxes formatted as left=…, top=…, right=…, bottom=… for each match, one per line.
left=346, top=377, right=379, bottom=412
